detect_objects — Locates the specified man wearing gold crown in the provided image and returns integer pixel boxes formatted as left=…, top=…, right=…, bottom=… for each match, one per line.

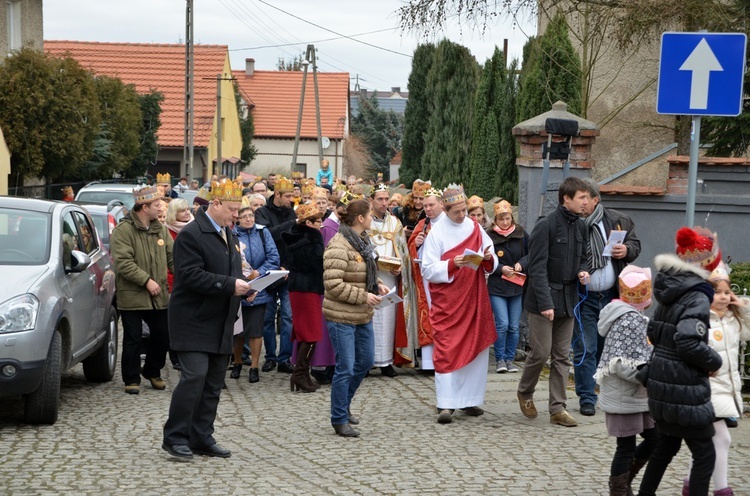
left=162, top=177, right=252, bottom=461
left=368, top=184, right=417, bottom=375
left=397, top=179, right=429, bottom=240
left=110, top=186, right=174, bottom=396
left=407, top=185, right=445, bottom=373
left=156, top=173, right=179, bottom=199
left=421, top=184, right=498, bottom=424
left=255, top=175, right=297, bottom=373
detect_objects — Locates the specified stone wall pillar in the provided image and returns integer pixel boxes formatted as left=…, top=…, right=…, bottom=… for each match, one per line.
left=512, top=101, right=600, bottom=230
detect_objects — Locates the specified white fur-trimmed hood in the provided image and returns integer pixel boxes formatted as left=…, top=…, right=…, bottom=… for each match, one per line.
left=654, top=253, right=710, bottom=280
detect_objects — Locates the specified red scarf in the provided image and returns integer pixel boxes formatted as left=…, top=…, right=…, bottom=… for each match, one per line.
left=493, top=224, right=515, bottom=237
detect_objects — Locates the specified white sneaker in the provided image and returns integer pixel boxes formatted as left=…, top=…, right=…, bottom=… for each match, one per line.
left=506, top=360, right=519, bottom=373
left=496, top=363, right=508, bottom=373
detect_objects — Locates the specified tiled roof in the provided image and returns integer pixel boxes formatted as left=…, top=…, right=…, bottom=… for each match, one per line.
left=233, top=70, right=349, bottom=139
left=599, top=185, right=666, bottom=196
left=44, top=40, right=229, bottom=148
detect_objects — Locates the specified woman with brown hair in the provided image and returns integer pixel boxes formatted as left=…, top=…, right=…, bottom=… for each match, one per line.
left=323, top=199, right=388, bottom=437
left=282, top=203, right=325, bottom=392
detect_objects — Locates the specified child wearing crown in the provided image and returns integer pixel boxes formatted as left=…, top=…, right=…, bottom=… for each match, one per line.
left=595, top=265, right=657, bottom=495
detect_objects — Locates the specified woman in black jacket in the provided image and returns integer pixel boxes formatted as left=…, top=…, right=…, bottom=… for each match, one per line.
left=486, top=200, right=528, bottom=373
left=638, top=227, right=723, bottom=496
left=282, top=203, right=325, bottom=393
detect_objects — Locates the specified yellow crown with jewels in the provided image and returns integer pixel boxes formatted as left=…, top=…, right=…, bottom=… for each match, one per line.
left=467, top=195, right=484, bottom=211
left=156, top=172, right=171, bottom=185
left=133, top=185, right=161, bottom=205
left=339, top=190, right=363, bottom=206
left=275, top=175, right=294, bottom=193
left=493, top=200, right=513, bottom=217
left=442, top=183, right=467, bottom=206
left=210, top=176, right=244, bottom=202
left=412, top=179, right=431, bottom=197
left=301, top=180, right=316, bottom=197
left=424, top=186, right=443, bottom=198
left=312, top=187, right=328, bottom=199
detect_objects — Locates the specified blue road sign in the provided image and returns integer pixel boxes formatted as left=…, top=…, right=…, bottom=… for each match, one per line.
left=657, top=32, right=747, bottom=116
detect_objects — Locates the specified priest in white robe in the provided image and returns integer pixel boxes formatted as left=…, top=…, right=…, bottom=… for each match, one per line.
left=421, top=184, right=498, bottom=424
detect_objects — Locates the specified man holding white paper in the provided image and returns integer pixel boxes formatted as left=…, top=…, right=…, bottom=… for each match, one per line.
left=573, top=179, right=640, bottom=417
left=421, top=184, right=498, bottom=425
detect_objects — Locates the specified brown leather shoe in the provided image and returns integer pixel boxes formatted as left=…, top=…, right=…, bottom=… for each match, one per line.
left=333, top=423, right=360, bottom=437
left=517, top=392, right=537, bottom=419
left=146, top=376, right=166, bottom=390
left=550, top=410, right=578, bottom=427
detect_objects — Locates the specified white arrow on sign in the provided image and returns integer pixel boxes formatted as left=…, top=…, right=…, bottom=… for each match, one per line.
left=679, top=38, right=724, bottom=110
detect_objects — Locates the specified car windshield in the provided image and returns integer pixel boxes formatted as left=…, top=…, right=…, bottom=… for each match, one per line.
left=0, top=209, right=51, bottom=265
left=76, top=191, right=135, bottom=209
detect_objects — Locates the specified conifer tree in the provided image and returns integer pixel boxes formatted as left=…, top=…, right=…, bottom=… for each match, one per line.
left=400, top=43, right=435, bottom=185
left=421, top=40, right=480, bottom=186
left=517, top=13, right=582, bottom=122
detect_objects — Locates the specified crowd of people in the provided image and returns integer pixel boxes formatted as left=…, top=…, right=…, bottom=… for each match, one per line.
left=107, top=170, right=748, bottom=495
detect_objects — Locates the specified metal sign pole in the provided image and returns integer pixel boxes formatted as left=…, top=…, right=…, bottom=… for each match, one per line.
left=685, top=115, right=701, bottom=227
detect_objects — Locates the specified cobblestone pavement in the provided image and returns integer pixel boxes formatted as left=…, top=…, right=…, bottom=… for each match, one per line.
left=2, top=334, right=749, bottom=495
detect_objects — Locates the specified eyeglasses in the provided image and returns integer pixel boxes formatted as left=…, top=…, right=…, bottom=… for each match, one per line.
left=239, top=214, right=255, bottom=220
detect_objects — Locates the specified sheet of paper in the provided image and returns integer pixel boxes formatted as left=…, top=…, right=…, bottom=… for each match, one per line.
left=462, top=248, right=484, bottom=270
left=248, top=270, right=290, bottom=292
left=375, top=286, right=403, bottom=309
left=501, top=272, right=527, bottom=286
left=602, top=230, right=627, bottom=256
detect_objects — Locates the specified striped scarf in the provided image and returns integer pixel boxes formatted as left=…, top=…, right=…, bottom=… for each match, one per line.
left=585, top=203, right=608, bottom=272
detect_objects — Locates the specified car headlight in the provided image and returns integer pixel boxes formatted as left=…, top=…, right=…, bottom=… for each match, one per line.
left=0, top=294, right=40, bottom=333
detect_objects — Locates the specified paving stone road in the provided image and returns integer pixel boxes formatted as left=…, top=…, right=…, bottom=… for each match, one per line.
left=2, top=331, right=749, bottom=495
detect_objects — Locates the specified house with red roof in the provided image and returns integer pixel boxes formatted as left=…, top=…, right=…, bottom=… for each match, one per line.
left=233, top=58, right=349, bottom=180
left=44, top=40, right=242, bottom=183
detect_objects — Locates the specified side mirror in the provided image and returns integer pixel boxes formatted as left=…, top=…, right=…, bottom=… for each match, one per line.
left=68, top=250, right=91, bottom=273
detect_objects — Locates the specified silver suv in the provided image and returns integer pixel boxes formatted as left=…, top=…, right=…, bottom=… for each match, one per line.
left=0, top=198, right=118, bottom=424
left=75, top=182, right=142, bottom=209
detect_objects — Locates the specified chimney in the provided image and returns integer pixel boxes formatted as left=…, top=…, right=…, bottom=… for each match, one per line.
left=245, top=58, right=255, bottom=77
left=391, top=86, right=401, bottom=95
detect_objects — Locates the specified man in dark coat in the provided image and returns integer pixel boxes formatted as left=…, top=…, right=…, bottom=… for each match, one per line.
left=573, top=178, right=641, bottom=416
left=162, top=179, right=251, bottom=461
left=517, top=177, right=590, bottom=428
left=254, top=175, right=297, bottom=373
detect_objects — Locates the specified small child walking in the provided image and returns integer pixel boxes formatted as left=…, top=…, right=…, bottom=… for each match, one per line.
left=682, top=263, right=750, bottom=496
left=596, top=265, right=658, bottom=496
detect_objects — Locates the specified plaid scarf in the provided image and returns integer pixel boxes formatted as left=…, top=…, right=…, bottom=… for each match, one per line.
left=585, top=203, right=608, bottom=272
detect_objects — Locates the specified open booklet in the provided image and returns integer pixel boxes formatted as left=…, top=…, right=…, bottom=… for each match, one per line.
left=247, top=270, right=290, bottom=292
left=602, top=230, right=627, bottom=257
left=375, top=286, right=403, bottom=309
left=462, top=249, right=485, bottom=270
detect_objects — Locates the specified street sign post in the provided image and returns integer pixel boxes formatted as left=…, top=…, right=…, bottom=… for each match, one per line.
left=657, top=32, right=747, bottom=227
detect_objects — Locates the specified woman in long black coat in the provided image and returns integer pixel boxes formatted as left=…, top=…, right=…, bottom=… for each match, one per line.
left=282, top=203, right=325, bottom=393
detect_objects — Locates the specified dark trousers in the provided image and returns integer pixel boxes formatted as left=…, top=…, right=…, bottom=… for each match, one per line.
left=638, top=433, right=715, bottom=496
left=120, top=309, right=169, bottom=385
left=611, top=427, right=658, bottom=476
left=162, top=351, right=227, bottom=448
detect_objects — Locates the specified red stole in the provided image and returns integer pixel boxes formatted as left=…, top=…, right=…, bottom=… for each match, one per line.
left=407, top=217, right=434, bottom=347
left=429, top=222, right=496, bottom=374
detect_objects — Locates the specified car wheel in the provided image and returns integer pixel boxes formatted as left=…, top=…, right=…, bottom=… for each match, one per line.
left=24, top=330, right=62, bottom=425
left=83, top=305, right=118, bottom=382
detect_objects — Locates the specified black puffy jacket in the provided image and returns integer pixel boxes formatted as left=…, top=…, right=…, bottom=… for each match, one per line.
left=282, top=224, right=324, bottom=294
left=647, top=253, right=723, bottom=439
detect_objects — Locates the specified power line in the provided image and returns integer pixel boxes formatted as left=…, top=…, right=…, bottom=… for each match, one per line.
left=227, top=28, right=396, bottom=52
left=217, top=0, right=298, bottom=60
left=254, top=0, right=412, bottom=58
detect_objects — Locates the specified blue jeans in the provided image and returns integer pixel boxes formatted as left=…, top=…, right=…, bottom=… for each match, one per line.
left=327, top=320, right=374, bottom=425
left=572, top=286, right=616, bottom=406
left=262, top=283, right=293, bottom=363
left=490, top=294, right=522, bottom=363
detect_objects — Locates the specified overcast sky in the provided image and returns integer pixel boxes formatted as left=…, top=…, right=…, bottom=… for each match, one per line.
left=43, top=0, right=536, bottom=92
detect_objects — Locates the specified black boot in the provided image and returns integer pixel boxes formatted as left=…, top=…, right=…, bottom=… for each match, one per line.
left=380, top=365, right=398, bottom=378
left=290, top=342, right=317, bottom=393
left=248, top=368, right=259, bottom=383
left=609, top=473, right=630, bottom=496
left=627, top=459, right=648, bottom=496
left=229, top=363, right=242, bottom=379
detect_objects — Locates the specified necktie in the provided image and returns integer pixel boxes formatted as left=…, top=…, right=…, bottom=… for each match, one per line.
left=219, top=228, right=227, bottom=245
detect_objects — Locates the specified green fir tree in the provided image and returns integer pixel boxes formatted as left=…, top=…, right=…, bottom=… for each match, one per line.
left=400, top=43, right=436, bottom=184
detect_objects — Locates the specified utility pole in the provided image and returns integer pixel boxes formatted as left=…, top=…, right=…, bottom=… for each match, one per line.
left=216, top=73, right=222, bottom=179
left=183, top=0, right=195, bottom=181
left=290, top=44, right=324, bottom=176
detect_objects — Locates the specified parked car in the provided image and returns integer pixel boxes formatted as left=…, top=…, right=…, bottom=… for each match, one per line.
left=76, top=200, right=128, bottom=252
left=75, top=182, right=141, bottom=209
left=0, top=198, right=118, bottom=424
left=179, top=189, right=200, bottom=206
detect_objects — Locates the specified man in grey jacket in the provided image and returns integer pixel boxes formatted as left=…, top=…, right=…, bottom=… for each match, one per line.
left=517, top=177, right=590, bottom=427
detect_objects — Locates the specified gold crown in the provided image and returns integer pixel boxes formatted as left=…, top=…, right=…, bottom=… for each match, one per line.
left=467, top=195, right=484, bottom=211
left=210, top=177, right=244, bottom=202
left=156, top=172, right=171, bottom=185
left=339, top=191, right=363, bottom=205
left=301, top=179, right=316, bottom=196
left=312, top=187, right=329, bottom=199
left=133, top=185, right=161, bottom=205
left=442, top=183, right=466, bottom=206
left=275, top=175, right=294, bottom=193
left=370, top=183, right=389, bottom=197
left=425, top=186, right=443, bottom=198
left=618, top=266, right=652, bottom=310
left=709, top=263, right=731, bottom=283
left=291, top=171, right=304, bottom=180
left=296, top=202, right=321, bottom=222
left=493, top=200, right=513, bottom=217
left=412, top=179, right=431, bottom=197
